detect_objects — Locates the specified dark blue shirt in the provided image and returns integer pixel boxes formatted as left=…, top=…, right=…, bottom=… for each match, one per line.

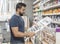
left=9, top=15, right=25, bottom=42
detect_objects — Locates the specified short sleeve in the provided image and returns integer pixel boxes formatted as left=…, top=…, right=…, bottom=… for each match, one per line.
left=9, top=18, right=19, bottom=27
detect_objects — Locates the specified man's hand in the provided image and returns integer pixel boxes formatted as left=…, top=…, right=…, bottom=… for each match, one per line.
left=28, top=32, right=35, bottom=37
left=26, top=32, right=35, bottom=37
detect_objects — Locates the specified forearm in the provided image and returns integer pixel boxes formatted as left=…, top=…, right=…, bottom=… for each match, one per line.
left=14, top=32, right=27, bottom=37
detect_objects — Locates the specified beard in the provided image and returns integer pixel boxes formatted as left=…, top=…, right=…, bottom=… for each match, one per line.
left=19, top=12, right=23, bottom=16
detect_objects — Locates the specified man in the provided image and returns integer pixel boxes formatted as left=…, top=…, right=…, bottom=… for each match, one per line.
left=9, top=3, right=35, bottom=44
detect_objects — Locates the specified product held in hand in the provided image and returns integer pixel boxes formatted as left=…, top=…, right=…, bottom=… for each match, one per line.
left=28, top=17, right=52, bottom=33
left=26, top=17, right=52, bottom=41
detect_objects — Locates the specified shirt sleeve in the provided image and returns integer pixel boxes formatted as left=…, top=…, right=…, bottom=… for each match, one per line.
left=9, top=18, right=19, bottom=27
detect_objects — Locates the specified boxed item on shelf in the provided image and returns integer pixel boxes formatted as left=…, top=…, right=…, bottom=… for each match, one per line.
left=53, top=9, right=59, bottom=13
left=43, top=11, right=46, bottom=15
left=42, top=8, right=60, bottom=15
left=49, top=10, right=53, bottom=14
left=33, top=8, right=39, bottom=13
left=41, top=27, right=56, bottom=44
left=34, top=3, right=40, bottom=9
left=42, top=10, right=53, bottom=15
left=58, top=8, right=60, bottom=12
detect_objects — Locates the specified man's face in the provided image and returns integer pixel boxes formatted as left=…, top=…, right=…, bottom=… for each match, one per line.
left=19, top=6, right=26, bottom=15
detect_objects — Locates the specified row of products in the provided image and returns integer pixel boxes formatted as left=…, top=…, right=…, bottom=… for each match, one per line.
left=43, top=0, right=60, bottom=8
left=33, top=1, right=40, bottom=13
left=48, top=23, right=58, bottom=28
left=33, top=8, right=40, bottom=13
left=51, top=16, right=60, bottom=22
left=33, top=0, right=41, bottom=26
left=33, top=27, right=56, bottom=44
left=33, top=2, right=40, bottom=9
left=33, top=11, right=41, bottom=23
left=41, top=28, right=56, bottom=44
left=43, top=15, right=60, bottom=28
left=40, top=0, right=49, bottom=4
left=48, top=15, right=60, bottom=22
left=42, top=8, right=60, bottom=15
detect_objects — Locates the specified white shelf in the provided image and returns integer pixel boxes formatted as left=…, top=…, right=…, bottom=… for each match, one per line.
left=42, top=4, right=60, bottom=11
left=52, top=21, right=60, bottom=24
left=33, top=5, right=40, bottom=9
left=33, top=9, right=40, bottom=12
left=33, top=14, right=38, bottom=16
left=42, top=13, right=60, bottom=16
left=42, top=0, right=50, bottom=5
left=33, top=0, right=40, bottom=5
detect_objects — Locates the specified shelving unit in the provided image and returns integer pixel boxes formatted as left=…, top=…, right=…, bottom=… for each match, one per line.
left=52, top=21, right=60, bottom=25
left=39, top=0, right=60, bottom=43
left=42, top=13, right=60, bottom=16
left=33, top=0, right=40, bottom=5
left=41, top=0, right=60, bottom=28
left=32, top=0, right=57, bottom=44
left=33, top=0, right=42, bottom=25
left=42, top=0, right=50, bottom=5
left=42, top=4, right=60, bottom=11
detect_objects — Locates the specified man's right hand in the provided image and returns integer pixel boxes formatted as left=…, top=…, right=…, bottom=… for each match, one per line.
left=26, top=32, right=35, bottom=37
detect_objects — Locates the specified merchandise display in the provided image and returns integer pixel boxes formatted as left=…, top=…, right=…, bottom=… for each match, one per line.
left=25, top=17, right=52, bottom=44
left=42, top=0, right=60, bottom=10
left=40, top=0, right=60, bottom=28
left=33, top=0, right=41, bottom=23
left=27, top=17, right=52, bottom=33
left=42, top=27, right=56, bottom=44
left=32, top=0, right=57, bottom=44
left=42, top=8, right=60, bottom=15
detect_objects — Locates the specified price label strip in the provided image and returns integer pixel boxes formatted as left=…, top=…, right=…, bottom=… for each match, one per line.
left=25, top=17, right=52, bottom=41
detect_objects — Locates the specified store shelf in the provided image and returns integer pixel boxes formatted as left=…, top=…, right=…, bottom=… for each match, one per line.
left=33, top=10, right=40, bottom=12
left=33, top=2, right=40, bottom=9
left=52, top=21, right=60, bottom=25
left=42, top=4, right=60, bottom=11
left=33, top=6, right=40, bottom=9
left=33, top=0, right=40, bottom=5
left=42, top=13, right=60, bottom=16
left=33, top=14, right=38, bottom=16
left=42, top=0, right=50, bottom=5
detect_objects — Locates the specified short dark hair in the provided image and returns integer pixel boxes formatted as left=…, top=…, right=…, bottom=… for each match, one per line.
left=16, top=3, right=26, bottom=11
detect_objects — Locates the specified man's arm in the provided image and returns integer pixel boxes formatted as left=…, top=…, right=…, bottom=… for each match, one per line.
left=11, top=27, right=35, bottom=37
left=10, top=18, right=35, bottom=37
left=11, top=27, right=27, bottom=37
